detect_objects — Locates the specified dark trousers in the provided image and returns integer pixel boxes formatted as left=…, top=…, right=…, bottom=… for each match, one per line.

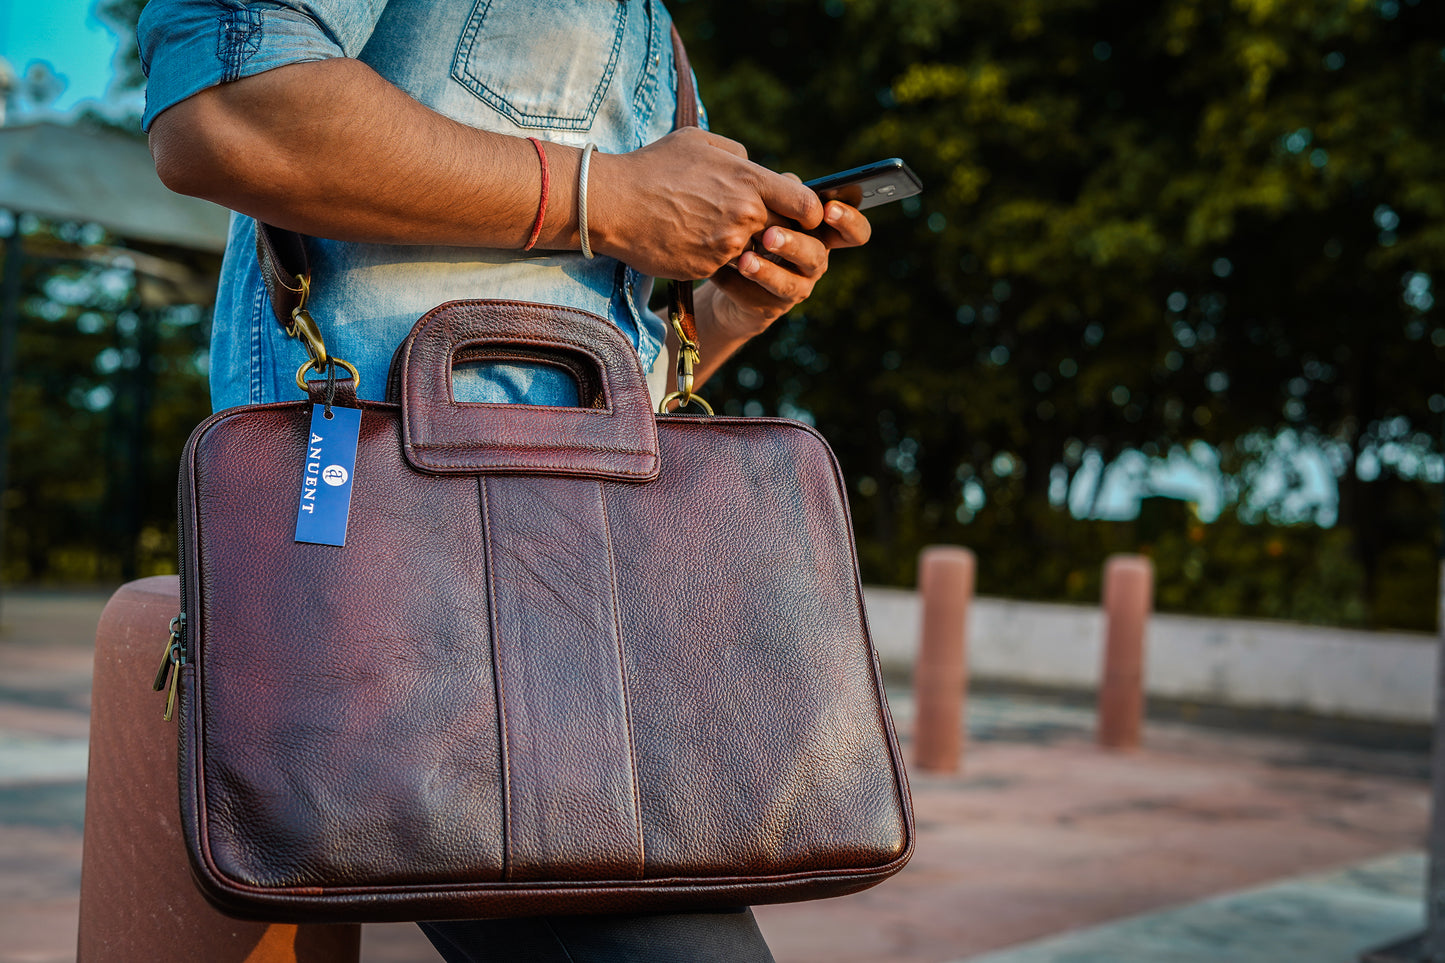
left=419, top=909, right=776, bottom=963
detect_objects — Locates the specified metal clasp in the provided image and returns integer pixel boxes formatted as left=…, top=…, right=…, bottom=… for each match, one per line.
left=288, top=308, right=329, bottom=370
left=153, top=614, right=186, bottom=722
left=280, top=274, right=361, bottom=393
left=661, top=312, right=712, bottom=415
left=282, top=274, right=328, bottom=370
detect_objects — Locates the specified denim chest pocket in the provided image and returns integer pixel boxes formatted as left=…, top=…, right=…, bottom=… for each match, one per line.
left=452, top=0, right=629, bottom=131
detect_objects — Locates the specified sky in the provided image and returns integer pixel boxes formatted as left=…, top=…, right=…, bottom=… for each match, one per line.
left=0, top=0, right=123, bottom=111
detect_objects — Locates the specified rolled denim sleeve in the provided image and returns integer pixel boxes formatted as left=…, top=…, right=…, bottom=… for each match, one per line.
left=139, top=0, right=386, bottom=130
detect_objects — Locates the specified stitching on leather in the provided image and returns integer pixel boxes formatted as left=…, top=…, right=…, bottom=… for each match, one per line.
left=408, top=426, right=658, bottom=470
left=202, top=859, right=910, bottom=900
left=418, top=464, right=656, bottom=479
left=479, top=476, right=514, bottom=883
left=411, top=459, right=655, bottom=476
left=184, top=432, right=228, bottom=891
left=596, top=485, right=646, bottom=880
left=420, top=315, right=615, bottom=355
left=412, top=439, right=651, bottom=456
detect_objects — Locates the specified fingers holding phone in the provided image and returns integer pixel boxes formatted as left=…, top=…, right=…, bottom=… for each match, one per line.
left=735, top=205, right=865, bottom=290
left=731, top=157, right=914, bottom=289
left=816, top=199, right=872, bottom=250
left=758, top=157, right=920, bottom=257
left=743, top=192, right=872, bottom=267
left=706, top=157, right=922, bottom=336
left=737, top=224, right=828, bottom=290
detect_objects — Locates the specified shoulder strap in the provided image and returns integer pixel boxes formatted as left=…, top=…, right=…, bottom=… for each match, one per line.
left=256, top=221, right=308, bottom=327
left=665, top=25, right=700, bottom=381
left=672, top=25, right=699, bottom=130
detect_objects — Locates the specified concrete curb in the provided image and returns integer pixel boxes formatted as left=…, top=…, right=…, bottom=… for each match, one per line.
left=865, top=588, right=1437, bottom=725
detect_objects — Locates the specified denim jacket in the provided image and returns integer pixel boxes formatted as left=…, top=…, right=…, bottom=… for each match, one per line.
left=139, top=0, right=690, bottom=410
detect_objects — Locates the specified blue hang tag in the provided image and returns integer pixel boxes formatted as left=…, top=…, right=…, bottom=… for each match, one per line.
left=294, top=404, right=362, bottom=547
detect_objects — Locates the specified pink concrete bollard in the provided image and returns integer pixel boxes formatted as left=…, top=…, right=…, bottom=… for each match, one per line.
left=78, top=577, right=361, bottom=962
left=1097, top=554, right=1154, bottom=750
left=912, top=546, right=976, bottom=773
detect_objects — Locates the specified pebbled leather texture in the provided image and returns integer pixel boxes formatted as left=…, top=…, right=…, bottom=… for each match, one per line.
left=397, top=300, right=660, bottom=480
left=177, top=300, right=913, bottom=923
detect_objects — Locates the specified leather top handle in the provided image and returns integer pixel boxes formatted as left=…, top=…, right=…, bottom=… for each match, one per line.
left=255, top=26, right=701, bottom=366
left=396, top=299, right=661, bottom=481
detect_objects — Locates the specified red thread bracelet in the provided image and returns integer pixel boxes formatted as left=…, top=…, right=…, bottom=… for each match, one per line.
left=523, top=137, right=550, bottom=251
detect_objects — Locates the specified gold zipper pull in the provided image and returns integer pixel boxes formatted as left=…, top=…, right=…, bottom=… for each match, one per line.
left=155, top=615, right=185, bottom=721
left=152, top=615, right=182, bottom=693
left=163, top=652, right=182, bottom=723
left=152, top=636, right=175, bottom=692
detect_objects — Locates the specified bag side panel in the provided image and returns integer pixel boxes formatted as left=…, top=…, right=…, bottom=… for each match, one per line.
left=188, top=404, right=507, bottom=892
left=606, top=419, right=911, bottom=880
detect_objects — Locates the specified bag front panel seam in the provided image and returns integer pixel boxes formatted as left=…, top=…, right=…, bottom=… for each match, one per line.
left=478, top=475, right=515, bottom=882
left=597, top=483, right=646, bottom=879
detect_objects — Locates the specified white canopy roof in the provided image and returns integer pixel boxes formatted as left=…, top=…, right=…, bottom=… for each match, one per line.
left=0, top=121, right=229, bottom=252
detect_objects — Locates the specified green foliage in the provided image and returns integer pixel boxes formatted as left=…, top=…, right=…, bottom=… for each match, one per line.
left=1, top=218, right=213, bottom=583
left=674, top=0, right=1445, bottom=628
left=1147, top=513, right=1371, bottom=626
left=12, top=0, right=1444, bottom=630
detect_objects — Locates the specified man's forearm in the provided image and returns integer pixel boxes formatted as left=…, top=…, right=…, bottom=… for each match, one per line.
left=149, top=58, right=824, bottom=281
left=149, top=59, right=582, bottom=249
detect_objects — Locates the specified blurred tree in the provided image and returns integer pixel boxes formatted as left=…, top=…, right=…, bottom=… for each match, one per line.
left=672, top=0, right=1445, bottom=628
left=0, top=3, right=218, bottom=583
left=46, top=0, right=1444, bottom=626
left=96, top=0, right=147, bottom=94
left=1, top=214, right=213, bottom=582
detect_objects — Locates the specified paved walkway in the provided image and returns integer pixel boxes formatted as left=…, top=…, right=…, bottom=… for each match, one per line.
left=958, top=852, right=1423, bottom=963
left=0, top=588, right=1432, bottom=962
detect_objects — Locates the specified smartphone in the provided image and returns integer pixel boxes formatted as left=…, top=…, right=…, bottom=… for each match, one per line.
left=803, top=158, right=922, bottom=210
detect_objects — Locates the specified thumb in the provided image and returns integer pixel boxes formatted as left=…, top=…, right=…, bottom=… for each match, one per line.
left=756, top=169, right=823, bottom=229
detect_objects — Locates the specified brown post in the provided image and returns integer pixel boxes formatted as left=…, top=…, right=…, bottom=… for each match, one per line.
left=78, top=577, right=361, bottom=962
left=1097, top=554, right=1153, bottom=750
left=912, top=546, right=976, bottom=773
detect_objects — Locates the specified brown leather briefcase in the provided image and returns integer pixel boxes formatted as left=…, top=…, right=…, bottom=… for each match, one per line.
left=161, top=296, right=913, bottom=922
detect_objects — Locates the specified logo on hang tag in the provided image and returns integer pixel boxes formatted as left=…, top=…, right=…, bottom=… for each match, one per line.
left=294, top=404, right=361, bottom=546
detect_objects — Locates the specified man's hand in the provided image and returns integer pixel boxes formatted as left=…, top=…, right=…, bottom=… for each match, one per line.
left=709, top=197, right=872, bottom=339
left=589, top=127, right=825, bottom=281
left=673, top=197, right=873, bottom=391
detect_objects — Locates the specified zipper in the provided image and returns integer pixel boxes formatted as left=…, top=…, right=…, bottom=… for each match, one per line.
left=154, top=435, right=199, bottom=722
left=151, top=612, right=187, bottom=721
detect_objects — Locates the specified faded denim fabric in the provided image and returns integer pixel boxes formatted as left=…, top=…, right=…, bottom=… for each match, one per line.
left=139, top=0, right=692, bottom=411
